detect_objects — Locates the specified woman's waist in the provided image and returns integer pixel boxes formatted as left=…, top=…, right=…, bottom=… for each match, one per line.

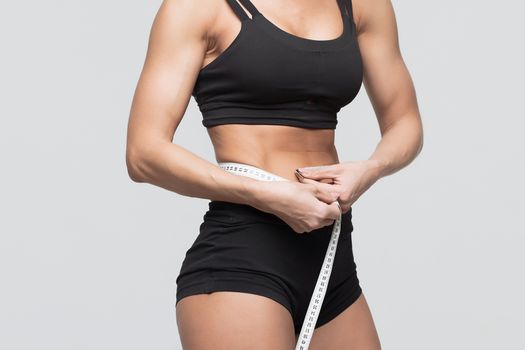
left=216, top=151, right=339, bottom=182
left=209, top=124, right=338, bottom=181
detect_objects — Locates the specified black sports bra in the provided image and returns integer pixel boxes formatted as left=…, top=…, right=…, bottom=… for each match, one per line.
left=192, top=0, right=363, bottom=129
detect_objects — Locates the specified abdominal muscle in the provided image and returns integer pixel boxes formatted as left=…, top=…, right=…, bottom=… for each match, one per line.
left=207, top=124, right=340, bottom=183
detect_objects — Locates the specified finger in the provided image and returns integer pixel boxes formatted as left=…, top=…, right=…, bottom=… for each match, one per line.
left=301, top=179, right=341, bottom=203
left=295, top=176, right=317, bottom=185
left=296, top=171, right=334, bottom=185
left=315, top=182, right=342, bottom=203
left=296, top=164, right=341, bottom=180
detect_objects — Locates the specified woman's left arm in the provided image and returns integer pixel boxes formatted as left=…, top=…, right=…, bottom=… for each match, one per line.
left=296, top=0, right=424, bottom=213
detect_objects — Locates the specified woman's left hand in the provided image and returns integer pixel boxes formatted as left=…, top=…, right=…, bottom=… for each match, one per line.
left=295, top=160, right=383, bottom=214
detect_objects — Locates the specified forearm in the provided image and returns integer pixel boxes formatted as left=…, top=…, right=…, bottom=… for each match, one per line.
left=367, top=113, right=424, bottom=179
left=126, top=140, right=264, bottom=206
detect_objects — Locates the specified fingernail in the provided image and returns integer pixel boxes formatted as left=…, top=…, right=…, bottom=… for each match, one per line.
left=296, top=168, right=304, bottom=173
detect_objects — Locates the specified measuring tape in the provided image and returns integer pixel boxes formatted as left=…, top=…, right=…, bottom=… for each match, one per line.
left=218, top=162, right=342, bottom=350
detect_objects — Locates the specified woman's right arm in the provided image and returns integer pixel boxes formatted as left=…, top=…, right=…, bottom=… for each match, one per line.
left=126, top=0, right=341, bottom=232
left=126, top=0, right=265, bottom=206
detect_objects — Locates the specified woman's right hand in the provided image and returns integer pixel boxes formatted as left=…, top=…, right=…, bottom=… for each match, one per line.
left=253, top=180, right=342, bottom=234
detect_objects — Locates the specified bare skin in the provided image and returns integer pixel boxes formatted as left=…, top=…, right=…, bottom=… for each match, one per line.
left=126, top=0, right=423, bottom=349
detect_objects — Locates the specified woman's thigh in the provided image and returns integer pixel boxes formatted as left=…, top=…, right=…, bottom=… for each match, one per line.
left=176, top=291, right=297, bottom=350
left=306, top=292, right=381, bottom=350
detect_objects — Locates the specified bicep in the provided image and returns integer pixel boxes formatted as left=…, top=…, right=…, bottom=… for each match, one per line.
left=127, top=0, right=211, bottom=147
left=356, top=0, right=419, bottom=134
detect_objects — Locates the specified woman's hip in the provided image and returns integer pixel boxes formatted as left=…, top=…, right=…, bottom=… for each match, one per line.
left=176, top=200, right=356, bottom=289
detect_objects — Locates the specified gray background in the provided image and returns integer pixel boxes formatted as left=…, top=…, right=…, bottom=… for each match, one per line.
left=1, top=0, right=523, bottom=349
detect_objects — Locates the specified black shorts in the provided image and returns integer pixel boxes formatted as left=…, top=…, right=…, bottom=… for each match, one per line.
left=175, top=200, right=362, bottom=335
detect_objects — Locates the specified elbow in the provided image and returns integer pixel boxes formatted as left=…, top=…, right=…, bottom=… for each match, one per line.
left=418, top=135, right=424, bottom=156
left=126, top=146, right=147, bottom=183
left=416, top=119, right=424, bottom=156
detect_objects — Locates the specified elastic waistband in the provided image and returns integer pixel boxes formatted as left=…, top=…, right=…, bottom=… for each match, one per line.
left=206, top=199, right=289, bottom=226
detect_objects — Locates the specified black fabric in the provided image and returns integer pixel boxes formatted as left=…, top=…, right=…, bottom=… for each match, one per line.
left=175, top=200, right=362, bottom=334
left=193, top=0, right=363, bottom=129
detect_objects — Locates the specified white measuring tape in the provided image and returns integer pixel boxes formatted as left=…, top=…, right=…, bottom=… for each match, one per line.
left=218, top=162, right=342, bottom=350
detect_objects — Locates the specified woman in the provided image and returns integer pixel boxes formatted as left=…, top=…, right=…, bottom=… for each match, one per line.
left=126, top=0, right=423, bottom=348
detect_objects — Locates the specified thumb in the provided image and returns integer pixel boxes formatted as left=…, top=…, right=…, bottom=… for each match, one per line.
left=327, top=201, right=342, bottom=221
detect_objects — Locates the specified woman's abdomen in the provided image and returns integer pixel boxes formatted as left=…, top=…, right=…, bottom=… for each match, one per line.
left=207, top=123, right=340, bottom=181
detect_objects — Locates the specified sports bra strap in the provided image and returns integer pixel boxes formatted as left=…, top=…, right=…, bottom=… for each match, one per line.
left=225, top=0, right=260, bottom=21
left=237, top=0, right=260, bottom=17
left=225, top=0, right=249, bottom=21
left=338, top=0, right=354, bottom=20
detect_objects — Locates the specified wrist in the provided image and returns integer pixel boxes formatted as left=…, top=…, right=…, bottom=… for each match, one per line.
left=240, top=177, right=270, bottom=209
left=365, top=158, right=389, bottom=181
